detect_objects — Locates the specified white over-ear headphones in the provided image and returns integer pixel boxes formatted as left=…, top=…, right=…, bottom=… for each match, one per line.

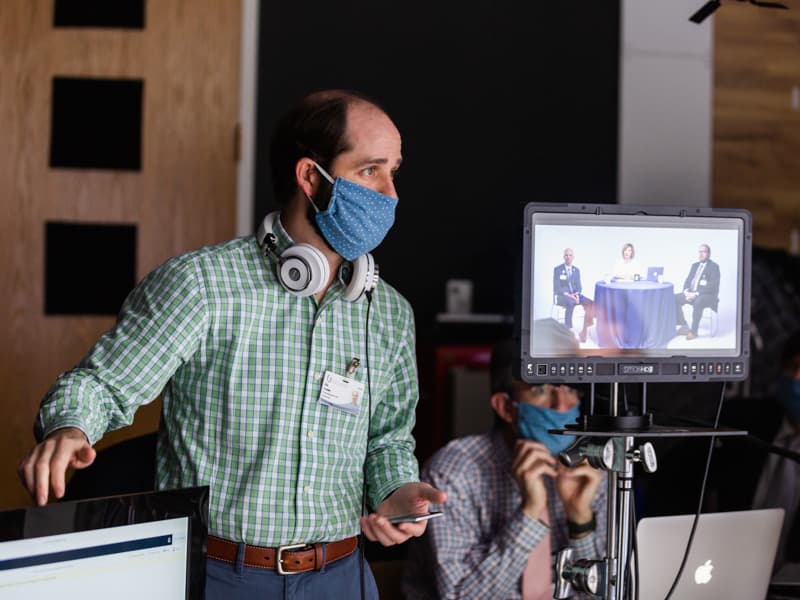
left=257, top=212, right=379, bottom=301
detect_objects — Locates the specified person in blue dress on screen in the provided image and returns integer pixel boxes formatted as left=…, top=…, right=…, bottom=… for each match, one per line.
left=611, top=242, right=645, bottom=281
left=674, top=243, right=720, bottom=340
left=553, top=248, right=594, bottom=343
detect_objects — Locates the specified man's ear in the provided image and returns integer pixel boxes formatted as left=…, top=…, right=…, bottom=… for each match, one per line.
left=294, top=157, right=319, bottom=198
left=490, top=392, right=514, bottom=425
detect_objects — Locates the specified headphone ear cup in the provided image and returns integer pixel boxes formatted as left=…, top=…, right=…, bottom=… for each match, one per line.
left=278, top=243, right=330, bottom=297
left=341, top=253, right=378, bottom=302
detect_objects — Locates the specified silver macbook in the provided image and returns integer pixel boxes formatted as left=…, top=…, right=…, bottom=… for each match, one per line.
left=637, top=508, right=784, bottom=600
left=646, top=266, right=664, bottom=282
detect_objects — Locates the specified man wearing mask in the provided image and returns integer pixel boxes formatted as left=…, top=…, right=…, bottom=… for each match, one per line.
left=403, top=339, right=606, bottom=599
left=18, top=89, right=445, bottom=599
left=674, top=243, right=720, bottom=340
left=753, top=332, right=800, bottom=569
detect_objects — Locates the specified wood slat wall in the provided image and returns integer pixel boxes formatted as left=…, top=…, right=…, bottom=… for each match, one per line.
left=0, top=1, right=240, bottom=510
left=714, top=4, right=800, bottom=250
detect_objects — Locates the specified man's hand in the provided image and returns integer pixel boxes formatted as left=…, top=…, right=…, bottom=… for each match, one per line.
left=512, top=440, right=557, bottom=521
left=17, top=427, right=96, bottom=506
left=684, top=290, right=698, bottom=302
left=555, top=461, right=601, bottom=526
left=360, top=482, right=447, bottom=546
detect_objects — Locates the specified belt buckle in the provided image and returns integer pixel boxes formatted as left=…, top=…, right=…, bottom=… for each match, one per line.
left=276, top=543, right=307, bottom=575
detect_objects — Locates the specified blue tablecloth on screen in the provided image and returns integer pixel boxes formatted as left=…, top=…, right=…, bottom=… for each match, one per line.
left=593, top=281, right=675, bottom=349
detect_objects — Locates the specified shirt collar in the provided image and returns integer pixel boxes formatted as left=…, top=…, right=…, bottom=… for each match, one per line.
left=267, top=212, right=294, bottom=256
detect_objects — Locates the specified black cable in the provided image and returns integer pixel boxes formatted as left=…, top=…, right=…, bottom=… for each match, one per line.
left=742, top=433, right=800, bottom=463
left=359, top=290, right=374, bottom=600
left=663, top=382, right=727, bottom=600
left=633, top=500, right=639, bottom=600
left=623, top=478, right=638, bottom=600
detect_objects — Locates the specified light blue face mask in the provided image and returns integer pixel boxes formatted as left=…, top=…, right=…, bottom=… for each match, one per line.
left=778, top=375, right=800, bottom=424
left=516, top=402, right=581, bottom=456
left=308, top=161, right=398, bottom=261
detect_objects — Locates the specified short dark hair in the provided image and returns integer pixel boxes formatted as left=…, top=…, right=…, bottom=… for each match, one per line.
left=268, top=89, right=387, bottom=206
left=490, top=330, right=588, bottom=399
left=489, top=339, right=516, bottom=395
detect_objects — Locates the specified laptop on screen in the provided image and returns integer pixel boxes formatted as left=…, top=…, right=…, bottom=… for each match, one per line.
left=646, top=266, right=664, bottom=282
left=0, top=486, right=208, bottom=600
left=637, top=508, right=783, bottom=600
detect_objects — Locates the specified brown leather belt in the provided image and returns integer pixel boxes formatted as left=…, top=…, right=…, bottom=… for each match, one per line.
left=207, top=535, right=358, bottom=574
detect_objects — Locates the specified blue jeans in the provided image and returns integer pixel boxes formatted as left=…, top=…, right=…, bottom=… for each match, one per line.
left=205, top=546, right=379, bottom=600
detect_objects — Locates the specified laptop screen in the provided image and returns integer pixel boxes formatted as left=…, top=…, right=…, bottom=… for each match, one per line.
left=0, top=486, right=208, bottom=600
left=636, top=508, right=783, bottom=600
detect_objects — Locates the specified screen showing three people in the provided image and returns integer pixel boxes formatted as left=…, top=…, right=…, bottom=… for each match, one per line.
left=522, top=205, right=751, bottom=380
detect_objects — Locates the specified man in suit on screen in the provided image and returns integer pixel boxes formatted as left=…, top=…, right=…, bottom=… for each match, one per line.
left=553, top=248, right=594, bottom=343
left=675, top=243, right=720, bottom=340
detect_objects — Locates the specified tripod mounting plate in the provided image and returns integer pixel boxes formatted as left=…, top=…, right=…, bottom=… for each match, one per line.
left=550, top=414, right=747, bottom=438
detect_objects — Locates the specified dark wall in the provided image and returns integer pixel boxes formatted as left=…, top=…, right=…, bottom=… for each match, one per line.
left=254, top=1, right=620, bottom=328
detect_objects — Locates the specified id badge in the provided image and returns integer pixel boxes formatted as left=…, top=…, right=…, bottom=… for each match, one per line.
left=560, top=274, right=567, bottom=280
left=319, top=370, right=365, bottom=415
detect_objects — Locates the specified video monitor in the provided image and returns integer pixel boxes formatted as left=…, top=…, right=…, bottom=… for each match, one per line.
left=518, top=203, right=752, bottom=383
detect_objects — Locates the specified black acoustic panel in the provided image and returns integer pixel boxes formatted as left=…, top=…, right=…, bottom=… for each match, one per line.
left=53, top=0, right=145, bottom=29
left=45, top=222, right=137, bottom=315
left=50, top=77, right=143, bottom=171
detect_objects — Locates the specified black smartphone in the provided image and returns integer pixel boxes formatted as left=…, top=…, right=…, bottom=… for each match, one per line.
left=387, top=511, right=444, bottom=525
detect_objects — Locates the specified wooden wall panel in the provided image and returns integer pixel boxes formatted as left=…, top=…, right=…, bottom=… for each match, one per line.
left=713, top=4, right=800, bottom=249
left=0, top=1, right=241, bottom=509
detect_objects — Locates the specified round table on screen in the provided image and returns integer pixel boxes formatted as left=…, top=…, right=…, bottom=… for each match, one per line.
left=593, top=280, right=675, bottom=349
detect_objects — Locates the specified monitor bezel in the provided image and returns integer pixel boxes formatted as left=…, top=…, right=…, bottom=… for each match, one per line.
left=517, top=203, right=752, bottom=383
left=0, top=486, right=209, bottom=600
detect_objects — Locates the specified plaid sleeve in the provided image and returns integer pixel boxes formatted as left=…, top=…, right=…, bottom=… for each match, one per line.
left=37, top=256, right=209, bottom=444
left=422, top=450, right=545, bottom=599
left=365, top=302, right=420, bottom=507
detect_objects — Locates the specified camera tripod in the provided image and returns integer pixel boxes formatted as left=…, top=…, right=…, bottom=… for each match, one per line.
left=551, top=382, right=746, bottom=599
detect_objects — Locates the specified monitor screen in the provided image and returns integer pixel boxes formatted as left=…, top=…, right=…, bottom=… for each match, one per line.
left=518, top=203, right=752, bottom=383
left=0, top=486, right=208, bottom=600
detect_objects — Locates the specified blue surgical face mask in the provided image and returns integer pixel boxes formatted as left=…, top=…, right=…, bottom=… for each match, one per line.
left=308, top=161, right=398, bottom=261
left=516, top=402, right=581, bottom=456
left=777, top=375, right=800, bottom=424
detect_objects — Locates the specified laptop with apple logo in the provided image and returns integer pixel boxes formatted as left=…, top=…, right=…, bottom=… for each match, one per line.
left=636, top=508, right=783, bottom=599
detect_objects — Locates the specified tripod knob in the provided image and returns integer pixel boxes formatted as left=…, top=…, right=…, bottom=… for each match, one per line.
left=554, top=546, right=605, bottom=598
left=629, top=441, right=658, bottom=473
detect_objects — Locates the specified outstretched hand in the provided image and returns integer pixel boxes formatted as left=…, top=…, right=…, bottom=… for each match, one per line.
left=360, top=482, right=447, bottom=546
left=17, top=427, right=96, bottom=506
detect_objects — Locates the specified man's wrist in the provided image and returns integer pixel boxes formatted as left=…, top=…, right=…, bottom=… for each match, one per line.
left=567, top=512, right=596, bottom=538
left=521, top=501, right=546, bottom=522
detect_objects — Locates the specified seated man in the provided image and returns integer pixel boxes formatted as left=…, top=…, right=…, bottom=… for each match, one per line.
left=402, top=339, right=606, bottom=599
left=674, top=243, right=720, bottom=340
left=553, top=248, right=594, bottom=343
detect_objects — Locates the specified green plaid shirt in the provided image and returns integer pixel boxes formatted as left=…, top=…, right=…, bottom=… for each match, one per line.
left=38, top=217, right=420, bottom=546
